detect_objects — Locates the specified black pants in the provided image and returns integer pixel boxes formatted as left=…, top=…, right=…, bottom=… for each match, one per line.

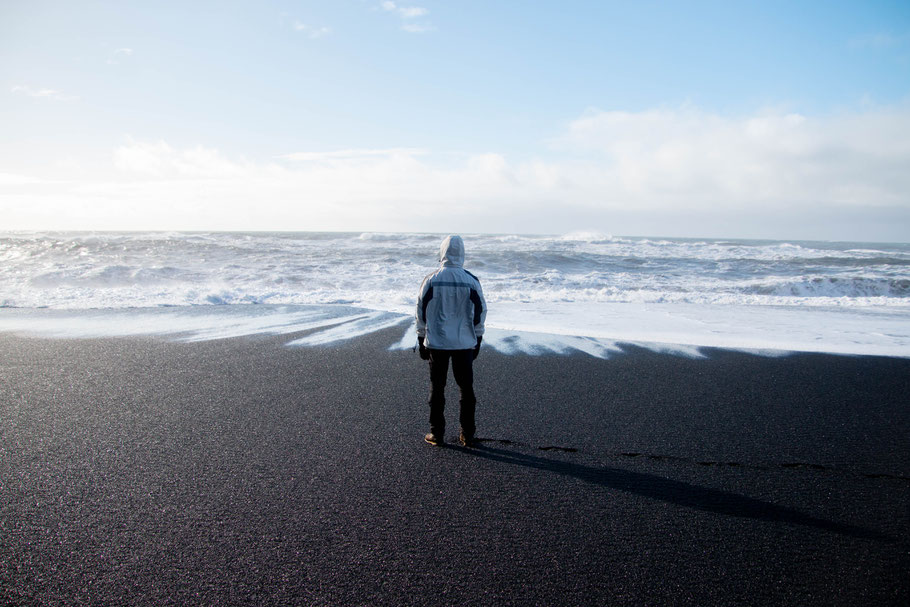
left=427, top=349, right=476, bottom=439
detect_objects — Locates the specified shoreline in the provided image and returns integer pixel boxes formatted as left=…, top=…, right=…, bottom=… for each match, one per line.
left=2, top=328, right=908, bottom=605
left=1, top=302, right=909, bottom=360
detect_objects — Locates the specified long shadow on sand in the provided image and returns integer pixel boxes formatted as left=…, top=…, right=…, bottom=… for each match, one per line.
left=457, top=444, right=888, bottom=541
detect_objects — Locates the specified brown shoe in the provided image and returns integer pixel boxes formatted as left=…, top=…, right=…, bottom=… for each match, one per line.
left=424, top=433, right=444, bottom=446
left=459, top=432, right=477, bottom=447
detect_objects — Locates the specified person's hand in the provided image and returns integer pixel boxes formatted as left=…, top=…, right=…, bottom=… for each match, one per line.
left=418, top=336, right=430, bottom=360
left=473, top=336, right=482, bottom=360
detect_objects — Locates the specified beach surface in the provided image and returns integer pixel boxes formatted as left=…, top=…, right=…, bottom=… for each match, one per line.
left=2, top=328, right=908, bottom=606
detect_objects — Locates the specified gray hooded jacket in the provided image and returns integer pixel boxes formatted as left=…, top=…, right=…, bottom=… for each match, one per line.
left=416, top=235, right=487, bottom=350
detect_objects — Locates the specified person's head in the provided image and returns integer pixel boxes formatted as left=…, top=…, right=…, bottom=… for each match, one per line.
left=439, top=235, right=465, bottom=267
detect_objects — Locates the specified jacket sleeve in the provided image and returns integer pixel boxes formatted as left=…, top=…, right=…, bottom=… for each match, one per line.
left=469, top=279, right=486, bottom=337
left=415, top=275, right=433, bottom=337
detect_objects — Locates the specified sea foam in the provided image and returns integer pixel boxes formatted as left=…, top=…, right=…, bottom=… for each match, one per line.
left=1, top=231, right=908, bottom=357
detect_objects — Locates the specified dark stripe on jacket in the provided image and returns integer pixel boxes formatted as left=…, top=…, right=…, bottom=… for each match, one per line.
left=420, top=285, right=434, bottom=323
left=470, top=288, right=483, bottom=326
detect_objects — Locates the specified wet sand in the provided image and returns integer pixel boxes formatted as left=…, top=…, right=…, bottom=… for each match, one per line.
left=1, top=328, right=908, bottom=605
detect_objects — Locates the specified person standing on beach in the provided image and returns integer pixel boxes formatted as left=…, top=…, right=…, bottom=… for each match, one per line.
left=416, top=235, right=487, bottom=447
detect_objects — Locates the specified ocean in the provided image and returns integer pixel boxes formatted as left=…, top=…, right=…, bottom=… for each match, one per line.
left=1, top=231, right=908, bottom=357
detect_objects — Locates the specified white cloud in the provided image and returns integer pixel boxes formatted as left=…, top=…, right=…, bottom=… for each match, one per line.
left=398, top=6, right=429, bottom=18
left=38, top=141, right=533, bottom=231
left=113, top=140, right=249, bottom=178
left=555, top=105, right=910, bottom=209
left=0, top=172, right=41, bottom=186
left=10, top=84, right=78, bottom=101
left=293, top=21, right=332, bottom=39
left=3, top=105, right=909, bottom=239
left=380, top=1, right=432, bottom=32
left=106, top=47, right=134, bottom=65
left=280, top=148, right=428, bottom=163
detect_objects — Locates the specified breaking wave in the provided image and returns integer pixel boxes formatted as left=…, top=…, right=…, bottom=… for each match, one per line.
left=1, top=231, right=908, bottom=312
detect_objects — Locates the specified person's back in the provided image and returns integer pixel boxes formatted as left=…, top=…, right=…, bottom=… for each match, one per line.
left=417, top=236, right=485, bottom=350
left=416, top=235, right=486, bottom=446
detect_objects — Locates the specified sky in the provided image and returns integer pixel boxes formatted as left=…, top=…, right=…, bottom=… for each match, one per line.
left=2, top=0, right=909, bottom=241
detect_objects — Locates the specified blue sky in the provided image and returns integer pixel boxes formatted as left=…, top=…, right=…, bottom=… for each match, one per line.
left=2, top=0, right=909, bottom=240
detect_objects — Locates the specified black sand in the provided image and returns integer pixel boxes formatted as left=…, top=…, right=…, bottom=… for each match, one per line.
left=1, top=328, right=908, bottom=606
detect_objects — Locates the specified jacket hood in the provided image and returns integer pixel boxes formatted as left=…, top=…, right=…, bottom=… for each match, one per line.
left=439, top=235, right=465, bottom=267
